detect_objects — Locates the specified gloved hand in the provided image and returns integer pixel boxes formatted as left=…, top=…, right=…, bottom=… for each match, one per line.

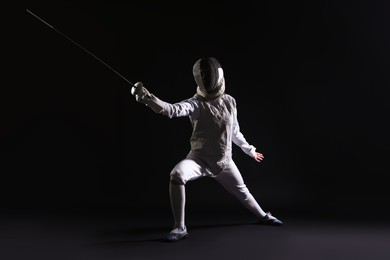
left=131, top=82, right=151, bottom=103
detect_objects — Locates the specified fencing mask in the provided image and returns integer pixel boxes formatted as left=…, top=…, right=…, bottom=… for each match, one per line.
left=193, top=57, right=225, bottom=100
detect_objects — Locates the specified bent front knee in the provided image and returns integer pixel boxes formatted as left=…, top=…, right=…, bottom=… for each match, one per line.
left=170, top=170, right=186, bottom=185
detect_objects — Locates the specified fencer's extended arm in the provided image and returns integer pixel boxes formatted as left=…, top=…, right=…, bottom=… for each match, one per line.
left=131, top=82, right=165, bottom=113
left=131, top=82, right=198, bottom=118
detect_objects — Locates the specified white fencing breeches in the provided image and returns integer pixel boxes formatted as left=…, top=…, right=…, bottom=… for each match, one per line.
left=169, top=155, right=266, bottom=227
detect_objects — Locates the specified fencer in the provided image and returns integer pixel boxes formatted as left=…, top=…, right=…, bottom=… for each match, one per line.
left=131, top=57, right=283, bottom=242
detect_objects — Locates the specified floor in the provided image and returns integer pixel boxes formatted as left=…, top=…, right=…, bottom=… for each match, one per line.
left=1, top=207, right=389, bottom=260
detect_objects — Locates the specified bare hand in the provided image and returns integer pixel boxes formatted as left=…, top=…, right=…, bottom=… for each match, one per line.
left=253, top=152, right=264, bottom=162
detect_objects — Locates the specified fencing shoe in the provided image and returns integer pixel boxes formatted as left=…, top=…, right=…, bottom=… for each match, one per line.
left=258, top=212, right=283, bottom=226
left=165, top=225, right=188, bottom=242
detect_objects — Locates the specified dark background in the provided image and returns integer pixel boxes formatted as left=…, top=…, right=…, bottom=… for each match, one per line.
left=2, top=0, right=390, bottom=221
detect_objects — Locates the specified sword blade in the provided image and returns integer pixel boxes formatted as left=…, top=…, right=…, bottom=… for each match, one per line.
left=26, top=9, right=134, bottom=86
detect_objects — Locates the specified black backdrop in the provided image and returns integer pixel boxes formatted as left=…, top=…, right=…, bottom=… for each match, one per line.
left=2, top=0, right=389, bottom=220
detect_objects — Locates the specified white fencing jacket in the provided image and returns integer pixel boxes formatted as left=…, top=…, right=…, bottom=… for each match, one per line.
left=144, top=91, right=257, bottom=174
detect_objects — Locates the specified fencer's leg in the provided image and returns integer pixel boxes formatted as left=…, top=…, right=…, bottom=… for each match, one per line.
left=165, top=179, right=188, bottom=241
left=215, top=162, right=267, bottom=218
left=215, top=161, right=283, bottom=225
left=169, top=180, right=186, bottom=229
left=165, top=157, right=208, bottom=241
left=168, top=157, right=205, bottom=228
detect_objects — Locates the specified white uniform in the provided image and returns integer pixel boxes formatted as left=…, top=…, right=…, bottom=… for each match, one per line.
left=132, top=57, right=281, bottom=240
left=144, top=91, right=267, bottom=219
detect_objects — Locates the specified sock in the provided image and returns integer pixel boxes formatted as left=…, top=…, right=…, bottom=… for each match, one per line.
left=226, top=183, right=267, bottom=218
left=240, top=190, right=267, bottom=218
left=169, top=182, right=185, bottom=228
